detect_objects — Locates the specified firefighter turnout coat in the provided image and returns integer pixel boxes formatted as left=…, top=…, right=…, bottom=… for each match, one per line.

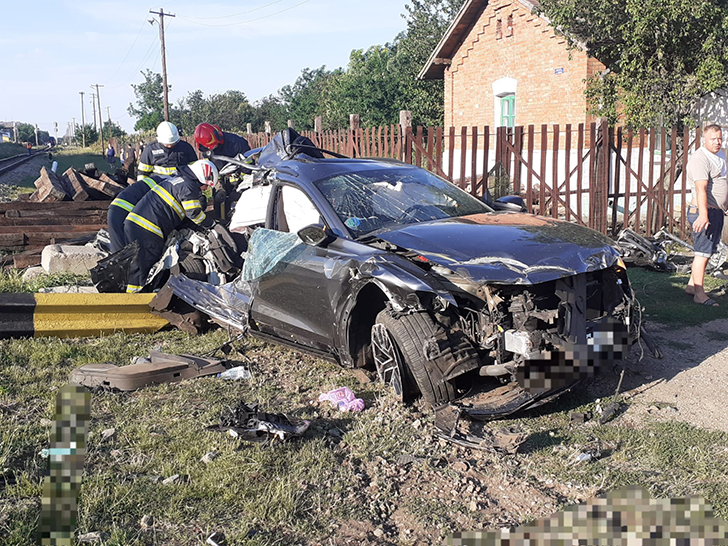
left=208, top=132, right=251, bottom=171
left=107, top=176, right=161, bottom=252
left=125, top=167, right=213, bottom=241
left=137, top=140, right=198, bottom=179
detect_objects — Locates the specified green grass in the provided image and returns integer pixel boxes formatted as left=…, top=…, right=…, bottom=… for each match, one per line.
left=2, top=323, right=728, bottom=544
left=2, top=270, right=728, bottom=543
left=0, top=142, right=27, bottom=160
left=0, top=269, right=92, bottom=293
left=626, top=267, right=727, bottom=326
left=51, top=147, right=116, bottom=177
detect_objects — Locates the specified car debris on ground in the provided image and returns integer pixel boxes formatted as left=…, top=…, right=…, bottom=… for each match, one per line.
left=207, top=400, right=310, bottom=443
left=615, top=227, right=727, bottom=275
left=69, top=350, right=227, bottom=391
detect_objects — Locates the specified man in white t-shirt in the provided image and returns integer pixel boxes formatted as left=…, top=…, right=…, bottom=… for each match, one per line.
left=685, top=124, right=727, bottom=306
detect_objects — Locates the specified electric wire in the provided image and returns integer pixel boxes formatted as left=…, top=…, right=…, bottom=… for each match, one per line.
left=178, top=0, right=310, bottom=27
left=106, top=16, right=148, bottom=82
left=184, top=0, right=285, bottom=20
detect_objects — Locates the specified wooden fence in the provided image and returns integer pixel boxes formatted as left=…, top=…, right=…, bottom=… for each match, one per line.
left=245, top=120, right=702, bottom=239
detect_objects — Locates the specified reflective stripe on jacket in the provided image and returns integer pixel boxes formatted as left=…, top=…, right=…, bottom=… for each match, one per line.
left=124, top=169, right=212, bottom=240
left=137, top=140, right=198, bottom=178
left=110, top=177, right=158, bottom=212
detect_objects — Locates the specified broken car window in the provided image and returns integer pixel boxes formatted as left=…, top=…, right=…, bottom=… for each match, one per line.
left=241, top=228, right=306, bottom=281
left=313, top=168, right=492, bottom=238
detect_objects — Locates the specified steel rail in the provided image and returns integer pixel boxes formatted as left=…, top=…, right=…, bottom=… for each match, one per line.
left=0, top=147, right=52, bottom=177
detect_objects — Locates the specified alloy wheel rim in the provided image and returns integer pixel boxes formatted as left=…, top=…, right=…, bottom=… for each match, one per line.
left=371, top=323, right=404, bottom=399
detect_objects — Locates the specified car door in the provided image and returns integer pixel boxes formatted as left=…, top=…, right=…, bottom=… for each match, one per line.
left=250, top=183, right=351, bottom=353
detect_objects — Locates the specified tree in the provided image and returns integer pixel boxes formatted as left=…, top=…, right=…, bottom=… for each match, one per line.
left=128, top=70, right=166, bottom=132
left=172, top=90, right=253, bottom=136
left=74, top=123, right=98, bottom=146
left=172, top=90, right=208, bottom=136
left=329, top=46, right=403, bottom=127
left=279, top=66, right=344, bottom=130
left=537, top=0, right=728, bottom=128
left=392, top=0, right=467, bottom=126
left=102, top=120, right=126, bottom=140
left=15, top=123, right=36, bottom=143
left=249, top=95, right=289, bottom=133
left=205, top=90, right=253, bottom=132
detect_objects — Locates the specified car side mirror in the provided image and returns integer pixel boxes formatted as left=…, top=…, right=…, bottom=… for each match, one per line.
left=298, top=225, right=334, bottom=247
left=493, top=195, right=527, bottom=212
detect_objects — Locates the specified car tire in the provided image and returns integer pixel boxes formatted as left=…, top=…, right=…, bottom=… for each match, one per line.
left=178, top=252, right=207, bottom=281
left=373, top=309, right=456, bottom=407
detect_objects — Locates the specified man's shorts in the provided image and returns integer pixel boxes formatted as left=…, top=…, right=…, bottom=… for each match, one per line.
left=687, top=205, right=725, bottom=258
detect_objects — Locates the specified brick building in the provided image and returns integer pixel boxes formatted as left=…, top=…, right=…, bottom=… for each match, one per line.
left=419, top=0, right=604, bottom=132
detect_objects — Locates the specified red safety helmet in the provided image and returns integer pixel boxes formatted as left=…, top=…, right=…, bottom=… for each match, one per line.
left=194, top=123, right=224, bottom=152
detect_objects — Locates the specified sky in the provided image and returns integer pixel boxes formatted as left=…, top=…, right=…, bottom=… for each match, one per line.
left=0, top=0, right=410, bottom=137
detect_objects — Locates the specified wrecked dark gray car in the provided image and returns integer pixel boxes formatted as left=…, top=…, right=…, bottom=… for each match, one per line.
left=170, top=130, right=646, bottom=419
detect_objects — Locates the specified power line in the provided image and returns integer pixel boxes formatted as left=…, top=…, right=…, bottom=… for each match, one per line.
left=108, top=34, right=158, bottom=90
left=107, top=17, right=149, bottom=82
left=184, top=0, right=285, bottom=21
left=178, top=0, right=310, bottom=28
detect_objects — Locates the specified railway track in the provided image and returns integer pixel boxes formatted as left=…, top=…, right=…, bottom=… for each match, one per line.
left=0, top=147, right=51, bottom=177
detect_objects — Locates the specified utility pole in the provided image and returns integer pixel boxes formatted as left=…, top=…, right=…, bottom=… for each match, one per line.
left=149, top=8, right=175, bottom=122
left=90, top=93, right=97, bottom=132
left=34, top=124, right=38, bottom=146
left=79, top=91, right=86, bottom=147
left=12, top=121, right=17, bottom=143
left=91, top=84, right=104, bottom=152
left=54, top=122, right=58, bottom=144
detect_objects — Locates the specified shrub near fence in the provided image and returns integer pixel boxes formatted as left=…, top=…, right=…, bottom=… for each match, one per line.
left=242, top=118, right=701, bottom=240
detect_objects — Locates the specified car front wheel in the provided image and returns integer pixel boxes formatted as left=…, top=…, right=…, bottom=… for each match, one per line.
left=372, top=309, right=457, bottom=407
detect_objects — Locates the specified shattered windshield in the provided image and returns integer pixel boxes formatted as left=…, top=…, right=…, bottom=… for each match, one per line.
left=313, top=167, right=492, bottom=238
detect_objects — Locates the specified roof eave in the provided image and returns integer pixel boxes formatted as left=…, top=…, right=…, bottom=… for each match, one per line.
left=418, top=0, right=481, bottom=81
left=418, top=0, right=544, bottom=80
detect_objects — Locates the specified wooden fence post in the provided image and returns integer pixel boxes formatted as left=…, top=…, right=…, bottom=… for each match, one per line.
left=592, top=118, right=610, bottom=234
left=264, top=121, right=271, bottom=135
left=349, top=114, right=360, bottom=157
left=399, top=111, right=412, bottom=162
left=246, top=123, right=252, bottom=136
left=287, top=119, right=295, bottom=129
left=314, top=116, right=322, bottom=134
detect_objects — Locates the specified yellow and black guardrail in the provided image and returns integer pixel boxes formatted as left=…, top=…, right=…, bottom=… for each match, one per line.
left=0, top=293, right=169, bottom=339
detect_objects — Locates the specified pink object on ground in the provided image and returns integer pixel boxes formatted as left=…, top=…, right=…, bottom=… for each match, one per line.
left=318, top=387, right=365, bottom=412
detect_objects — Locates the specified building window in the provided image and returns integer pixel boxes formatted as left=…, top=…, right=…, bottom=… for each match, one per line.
left=500, top=94, right=516, bottom=127
left=496, top=19, right=502, bottom=40
left=506, top=14, right=514, bottom=37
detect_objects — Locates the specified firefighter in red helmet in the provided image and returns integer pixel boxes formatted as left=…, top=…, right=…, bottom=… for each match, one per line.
left=194, top=123, right=251, bottom=171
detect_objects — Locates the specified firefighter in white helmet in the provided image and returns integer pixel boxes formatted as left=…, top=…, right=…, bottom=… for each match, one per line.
left=137, top=121, right=198, bottom=180
left=123, top=159, right=218, bottom=292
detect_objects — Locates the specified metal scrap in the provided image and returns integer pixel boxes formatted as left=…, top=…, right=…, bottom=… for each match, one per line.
left=615, top=227, right=727, bottom=274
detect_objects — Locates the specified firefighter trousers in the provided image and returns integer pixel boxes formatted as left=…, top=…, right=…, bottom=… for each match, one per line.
left=123, top=221, right=166, bottom=292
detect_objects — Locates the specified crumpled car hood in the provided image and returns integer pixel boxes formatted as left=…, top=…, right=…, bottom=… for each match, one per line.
left=374, top=213, right=620, bottom=285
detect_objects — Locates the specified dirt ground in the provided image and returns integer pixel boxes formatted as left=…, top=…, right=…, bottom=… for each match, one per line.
left=616, top=318, right=728, bottom=433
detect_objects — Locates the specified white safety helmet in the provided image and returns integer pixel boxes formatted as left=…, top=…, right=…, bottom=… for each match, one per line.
left=156, top=121, right=180, bottom=146
left=189, top=159, right=219, bottom=187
